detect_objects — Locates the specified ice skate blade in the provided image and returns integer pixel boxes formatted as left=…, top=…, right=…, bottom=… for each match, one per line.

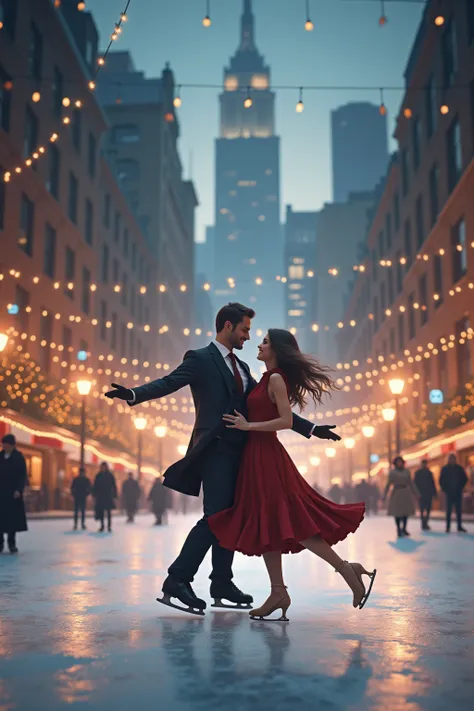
left=156, top=593, right=205, bottom=616
left=211, top=598, right=252, bottom=609
left=250, top=614, right=290, bottom=622
left=358, top=568, right=377, bottom=610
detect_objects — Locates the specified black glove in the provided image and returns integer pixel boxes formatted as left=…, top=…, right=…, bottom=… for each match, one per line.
left=312, top=425, right=341, bottom=441
left=105, top=383, right=134, bottom=401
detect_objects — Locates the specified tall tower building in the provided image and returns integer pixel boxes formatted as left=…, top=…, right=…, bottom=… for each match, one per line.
left=331, top=102, right=389, bottom=203
left=214, top=0, right=284, bottom=334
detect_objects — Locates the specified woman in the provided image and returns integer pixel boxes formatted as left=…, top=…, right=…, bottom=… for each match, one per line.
left=383, top=456, right=419, bottom=537
left=208, top=330, right=376, bottom=621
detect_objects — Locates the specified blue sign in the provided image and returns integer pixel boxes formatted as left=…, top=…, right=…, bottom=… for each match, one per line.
left=77, top=350, right=88, bottom=361
left=7, top=304, right=19, bottom=315
left=429, top=389, right=444, bottom=404
left=370, top=454, right=380, bottom=464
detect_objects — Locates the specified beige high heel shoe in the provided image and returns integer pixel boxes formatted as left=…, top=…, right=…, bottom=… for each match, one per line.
left=335, top=560, right=377, bottom=609
left=249, top=585, right=291, bottom=622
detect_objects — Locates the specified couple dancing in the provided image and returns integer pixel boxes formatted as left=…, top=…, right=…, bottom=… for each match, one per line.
left=106, top=303, right=376, bottom=619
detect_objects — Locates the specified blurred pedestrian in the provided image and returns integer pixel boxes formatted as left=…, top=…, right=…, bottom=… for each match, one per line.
left=342, top=481, right=355, bottom=504
left=383, top=456, right=419, bottom=538
left=148, top=476, right=170, bottom=525
left=367, top=481, right=380, bottom=515
left=71, top=467, right=92, bottom=530
left=93, top=462, right=117, bottom=533
left=328, top=482, right=343, bottom=504
left=439, top=454, right=468, bottom=533
left=122, top=472, right=141, bottom=523
left=414, top=459, right=437, bottom=531
left=0, top=434, right=28, bottom=554
left=355, top=479, right=372, bottom=513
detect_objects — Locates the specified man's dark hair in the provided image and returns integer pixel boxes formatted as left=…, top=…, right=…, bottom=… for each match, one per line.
left=2, top=434, right=16, bottom=445
left=215, top=302, right=255, bottom=333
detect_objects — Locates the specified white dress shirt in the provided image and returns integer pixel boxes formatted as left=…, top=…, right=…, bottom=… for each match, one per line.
left=212, top=340, right=249, bottom=391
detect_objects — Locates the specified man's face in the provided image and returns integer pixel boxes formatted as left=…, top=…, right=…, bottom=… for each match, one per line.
left=422, top=460, right=428, bottom=468
left=3, top=443, right=14, bottom=454
left=229, top=316, right=251, bottom=350
left=100, top=464, right=107, bottom=472
left=448, top=454, right=456, bottom=465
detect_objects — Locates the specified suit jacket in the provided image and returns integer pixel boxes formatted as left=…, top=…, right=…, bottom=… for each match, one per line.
left=0, top=448, right=28, bottom=533
left=130, top=342, right=314, bottom=496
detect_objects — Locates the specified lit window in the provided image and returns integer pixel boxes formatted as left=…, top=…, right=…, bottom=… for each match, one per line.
left=289, top=266, right=304, bottom=279
left=266, top=195, right=277, bottom=201
left=258, top=215, right=265, bottom=221
left=225, top=76, right=238, bottom=91
left=251, top=74, right=269, bottom=89
left=292, top=258, right=305, bottom=265
left=237, top=180, right=256, bottom=187
left=289, top=283, right=302, bottom=290
left=265, top=169, right=272, bottom=175
left=288, top=309, right=304, bottom=317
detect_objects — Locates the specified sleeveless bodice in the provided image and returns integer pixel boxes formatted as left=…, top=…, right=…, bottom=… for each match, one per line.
left=246, top=369, right=287, bottom=437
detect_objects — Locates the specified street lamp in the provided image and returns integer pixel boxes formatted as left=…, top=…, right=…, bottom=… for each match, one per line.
left=325, top=447, right=336, bottom=485
left=388, top=378, right=405, bottom=455
left=134, top=416, right=147, bottom=482
left=154, top=424, right=167, bottom=474
left=310, top=456, right=321, bottom=467
left=382, top=407, right=396, bottom=467
left=76, top=379, right=92, bottom=472
left=343, top=438, right=356, bottom=483
left=0, top=332, right=8, bottom=352
left=362, top=425, right=375, bottom=478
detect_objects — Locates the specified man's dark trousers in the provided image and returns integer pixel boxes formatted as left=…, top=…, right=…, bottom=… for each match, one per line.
left=446, top=492, right=463, bottom=531
left=73, top=500, right=86, bottom=528
left=168, top=440, right=240, bottom=583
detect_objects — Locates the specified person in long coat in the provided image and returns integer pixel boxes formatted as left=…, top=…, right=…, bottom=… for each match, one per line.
left=92, top=462, right=117, bottom=532
left=122, top=472, right=141, bottom=523
left=439, top=453, right=468, bottom=533
left=148, top=476, right=171, bottom=525
left=414, top=459, right=437, bottom=531
left=0, top=434, right=28, bottom=553
left=71, top=467, right=92, bottom=530
left=383, top=456, right=420, bottom=537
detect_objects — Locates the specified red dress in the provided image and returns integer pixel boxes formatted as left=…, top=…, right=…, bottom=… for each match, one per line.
left=208, top=369, right=365, bottom=556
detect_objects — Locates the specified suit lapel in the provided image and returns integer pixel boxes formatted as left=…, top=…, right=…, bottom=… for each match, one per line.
left=208, top=342, right=234, bottom=395
left=235, top=356, right=253, bottom=394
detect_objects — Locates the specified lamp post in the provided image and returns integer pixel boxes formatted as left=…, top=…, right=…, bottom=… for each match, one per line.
left=343, top=438, right=356, bottom=483
left=382, top=407, right=396, bottom=468
left=76, top=379, right=92, bottom=472
left=325, top=447, right=336, bottom=487
left=388, top=378, right=405, bottom=455
left=154, top=425, right=167, bottom=474
left=362, top=425, right=375, bottom=477
left=134, top=416, right=147, bottom=482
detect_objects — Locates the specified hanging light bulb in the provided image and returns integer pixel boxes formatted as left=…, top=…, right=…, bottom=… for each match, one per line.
left=403, top=107, right=412, bottom=119
left=296, top=87, right=304, bottom=113
left=379, top=88, right=387, bottom=116
left=379, top=0, right=387, bottom=26
left=173, top=86, right=182, bottom=108
left=440, top=103, right=449, bottom=115
left=434, top=15, right=445, bottom=27
left=77, top=1, right=86, bottom=11
left=304, top=0, right=314, bottom=31
left=244, top=87, right=252, bottom=109
left=32, top=91, right=41, bottom=103
left=202, top=0, right=211, bottom=27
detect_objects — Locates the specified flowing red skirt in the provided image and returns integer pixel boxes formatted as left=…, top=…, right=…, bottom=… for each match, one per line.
left=208, top=433, right=365, bottom=557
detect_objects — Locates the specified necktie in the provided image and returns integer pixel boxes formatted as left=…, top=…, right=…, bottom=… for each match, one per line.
left=228, top=353, right=244, bottom=394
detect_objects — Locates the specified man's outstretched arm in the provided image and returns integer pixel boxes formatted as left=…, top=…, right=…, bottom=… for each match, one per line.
left=291, top=413, right=341, bottom=441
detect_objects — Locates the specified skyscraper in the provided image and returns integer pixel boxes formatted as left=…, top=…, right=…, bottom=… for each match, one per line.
left=214, top=0, right=284, bottom=333
left=331, top=102, right=389, bottom=203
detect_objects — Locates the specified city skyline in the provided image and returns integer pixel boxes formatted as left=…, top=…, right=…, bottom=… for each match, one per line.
left=87, top=0, right=424, bottom=242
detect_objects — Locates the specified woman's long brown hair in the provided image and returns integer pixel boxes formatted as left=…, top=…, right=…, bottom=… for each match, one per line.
left=268, top=328, right=337, bottom=410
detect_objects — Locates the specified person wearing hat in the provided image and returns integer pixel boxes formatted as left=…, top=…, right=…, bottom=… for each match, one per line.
left=0, top=434, right=28, bottom=553
left=382, top=456, right=420, bottom=538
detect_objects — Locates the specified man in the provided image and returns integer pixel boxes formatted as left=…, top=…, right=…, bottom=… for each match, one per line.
left=92, top=462, right=118, bottom=533
left=106, top=302, right=340, bottom=615
left=122, top=472, right=141, bottom=523
left=414, top=459, right=437, bottom=531
left=148, top=475, right=171, bottom=525
left=71, top=467, right=92, bottom=530
left=0, top=434, right=28, bottom=554
left=354, top=478, right=372, bottom=514
left=439, top=453, right=468, bottom=533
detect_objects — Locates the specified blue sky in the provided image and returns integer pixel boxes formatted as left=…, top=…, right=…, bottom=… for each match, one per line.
left=88, top=0, right=425, bottom=242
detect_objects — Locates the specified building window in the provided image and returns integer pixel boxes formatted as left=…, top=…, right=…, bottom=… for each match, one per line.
left=447, top=118, right=463, bottom=191
left=0, top=64, right=12, bottom=132
left=46, top=144, right=60, bottom=199
left=404, top=220, right=412, bottom=268
left=0, top=0, right=17, bottom=39
left=114, top=212, right=121, bottom=243
left=408, top=293, right=416, bottom=340
left=393, top=191, right=400, bottom=232
left=438, top=341, right=448, bottom=393
left=62, top=326, right=72, bottom=369
left=0, top=163, right=5, bottom=230
left=412, top=117, right=421, bottom=171
left=132, top=242, right=138, bottom=271
left=433, top=254, right=443, bottom=307
left=84, top=199, right=93, bottom=246
left=371, top=249, right=377, bottom=282
left=419, top=273, right=428, bottom=326
left=52, top=66, right=63, bottom=120
left=388, top=267, right=394, bottom=305
left=39, top=308, right=52, bottom=372
left=398, top=313, right=404, bottom=351
left=390, top=328, right=395, bottom=355
left=123, top=229, right=129, bottom=258
left=373, top=297, right=379, bottom=331
left=88, top=132, right=96, bottom=178
left=112, top=258, right=119, bottom=284
left=468, top=0, right=474, bottom=43
left=120, top=322, right=127, bottom=357
left=28, top=22, right=43, bottom=81
left=82, top=267, right=90, bottom=314
left=101, top=243, right=109, bottom=283
left=122, top=272, right=128, bottom=306
left=116, top=158, right=139, bottom=182
left=415, top=195, right=424, bottom=249
left=456, top=317, right=471, bottom=386
left=377, top=230, right=385, bottom=258
left=429, top=164, right=439, bottom=226
left=396, top=250, right=403, bottom=294
left=131, top=289, right=136, bottom=317
left=15, top=285, right=29, bottom=334
left=72, top=108, right=81, bottom=151
left=451, top=218, right=467, bottom=282
left=24, top=106, right=38, bottom=159
left=380, top=282, right=386, bottom=321
left=289, top=265, right=304, bottom=280
left=111, top=313, right=117, bottom=350
left=442, top=17, right=458, bottom=88
left=43, top=223, right=56, bottom=278
left=100, top=300, right=107, bottom=341
left=113, top=124, right=140, bottom=144
left=64, top=246, right=75, bottom=299
left=401, top=149, right=409, bottom=196
left=385, top=213, right=392, bottom=250
left=19, top=194, right=34, bottom=256
left=425, top=76, right=437, bottom=139
left=103, top=193, right=111, bottom=227
left=68, top=172, right=78, bottom=224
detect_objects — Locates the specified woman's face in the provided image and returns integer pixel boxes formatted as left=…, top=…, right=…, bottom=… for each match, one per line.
left=394, top=458, right=404, bottom=469
left=257, top=333, right=274, bottom=362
